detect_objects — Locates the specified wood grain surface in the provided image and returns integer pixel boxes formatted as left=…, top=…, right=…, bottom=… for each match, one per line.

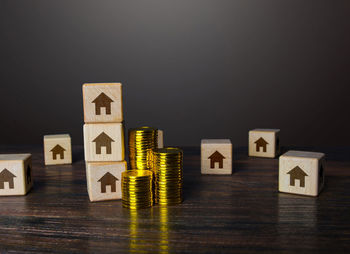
left=0, top=145, right=349, bottom=253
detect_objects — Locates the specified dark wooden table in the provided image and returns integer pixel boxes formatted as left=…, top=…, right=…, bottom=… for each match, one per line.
left=0, top=145, right=349, bottom=253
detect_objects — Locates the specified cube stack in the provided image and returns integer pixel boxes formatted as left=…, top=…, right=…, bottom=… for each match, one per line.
left=82, top=83, right=126, bottom=202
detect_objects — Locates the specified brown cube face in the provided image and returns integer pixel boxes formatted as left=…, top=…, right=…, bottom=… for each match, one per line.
left=279, top=150, right=325, bottom=197
left=82, top=83, right=123, bottom=123
left=83, top=123, right=124, bottom=162
left=249, top=129, right=280, bottom=158
left=201, top=139, right=232, bottom=175
left=0, top=154, right=33, bottom=196
left=86, top=161, right=126, bottom=202
left=44, top=134, right=72, bottom=166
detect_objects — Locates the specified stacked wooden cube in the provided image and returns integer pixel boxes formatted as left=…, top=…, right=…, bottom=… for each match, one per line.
left=82, top=83, right=126, bottom=202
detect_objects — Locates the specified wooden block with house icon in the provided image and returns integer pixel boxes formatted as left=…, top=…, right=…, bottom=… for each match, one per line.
left=43, top=134, right=72, bottom=165
left=201, top=139, right=232, bottom=175
left=0, top=154, right=33, bottom=196
left=83, top=123, right=124, bottom=162
left=157, top=129, right=164, bottom=148
left=86, top=161, right=126, bottom=201
left=279, top=150, right=325, bottom=196
left=249, top=129, right=280, bottom=158
left=83, top=83, right=123, bottom=123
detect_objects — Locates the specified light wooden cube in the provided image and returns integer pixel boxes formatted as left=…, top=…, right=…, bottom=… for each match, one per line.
left=279, top=150, right=325, bottom=196
left=84, top=123, right=124, bottom=162
left=157, top=129, right=164, bottom=148
left=83, top=83, right=123, bottom=123
left=0, top=154, right=33, bottom=196
left=86, top=161, right=126, bottom=202
left=249, top=129, right=280, bottom=158
left=201, top=139, right=232, bottom=175
left=44, top=134, right=72, bottom=165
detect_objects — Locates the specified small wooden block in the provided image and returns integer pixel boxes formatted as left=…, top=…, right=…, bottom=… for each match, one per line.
left=201, top=139, right=232, bottom=175
left=44, top=134, right=72, bottom=165
left=83, top=83, right=123, bottom=123
left=86, top=161, right=126, bottom=202
left=279, top=150, right=325, bottom=196
left=157, top=129, right=164, bottom=148
left=249, top=129, right=280, bottom=158
left=0, top=154, right=33, bottom=196
left=83, top=123, right=124, bottom=162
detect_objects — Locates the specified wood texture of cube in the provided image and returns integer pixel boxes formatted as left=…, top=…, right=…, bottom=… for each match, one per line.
left=84, top=123, right=124, bottom=162
left=0, top=154, right=33, bottom=196
left=279, top=150, right=325, bottom=196
left=86, top=161, right=126, bottom=202
left=83, top=83, right=123, bottom=123
left=201, top=139, right=232, bottom=175
left=44, top=134, right=72, bottom=165
left=249, top=129, right=280, bottom=158
left=157, top=129, right=164, bottom=148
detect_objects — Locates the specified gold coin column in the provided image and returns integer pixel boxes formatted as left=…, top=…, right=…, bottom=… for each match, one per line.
left=152, top=147, right=183, bottom=205
left=128, top=127, right=158, bottom=170
left=121, top=170, right=153, bottom=209
left=122, top=127, right=157, bottom=209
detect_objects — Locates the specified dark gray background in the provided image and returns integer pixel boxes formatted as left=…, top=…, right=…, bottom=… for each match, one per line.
left=1, top=1, right=349, bottom=146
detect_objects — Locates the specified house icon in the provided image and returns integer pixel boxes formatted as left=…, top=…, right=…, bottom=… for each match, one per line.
left=93, top=132, right=115, bottom=154
left=0, top=168, right=16, bottom=189
left=208, top=151, right=225, bottom=169
left=50, top=144, right=66, bottom=160
left=255, top=137, right=268, bottom=152
left=287, top=166, right=308, bottom=187
left=98, top=172, right=119, bottom=193
left=26, top=165, right=31, bottom=184
left=92, top=92, right=114, bottom=115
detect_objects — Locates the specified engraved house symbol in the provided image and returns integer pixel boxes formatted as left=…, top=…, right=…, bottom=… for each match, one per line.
left=92, top=92, right=114, bottom=115
left=98, top=172, right=118, bottom=193
left=255, top=137, right=268, bottom=152
left=208, top=151, right=225, bottom=169
left=287, top=166, right=308, bottom=188
left=50, top=144, right=66, bottom=160
left=93, top=132, right=115, bottom=154
left=0, top=168, right=16, bottom=189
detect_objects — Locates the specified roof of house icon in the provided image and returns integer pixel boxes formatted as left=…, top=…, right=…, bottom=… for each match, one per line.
left=93, top=132, right=115, bottom=146
left=255, top=137, right=268, bottom=147
left=208, top=151, right=225, bottom=161
left=50, top=144, right=66, bottom=153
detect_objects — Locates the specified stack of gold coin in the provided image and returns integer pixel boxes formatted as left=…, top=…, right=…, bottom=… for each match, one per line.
left=152, top=147, right=183, bottom=205
left=129, top=127, right=158, bottom=170
left=122, top=170, right=153, bottom=209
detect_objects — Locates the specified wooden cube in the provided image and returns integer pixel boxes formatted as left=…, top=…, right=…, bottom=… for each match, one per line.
left=0, top=154, right=33, bottom=196
left=84, top=123, right=124, bottom=162
left=83, top=83, right=123, bottom=123
left=86, top=161, right=126, bottom=202
left=201, top=139, right=232, bottom=175
left=279, top=150, right=325, bottom=196
left=157, top=129, right=164, bottom=148
left=249, top=129, right=280, bottom=158
left=44, top=134, right=72, bottom=165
